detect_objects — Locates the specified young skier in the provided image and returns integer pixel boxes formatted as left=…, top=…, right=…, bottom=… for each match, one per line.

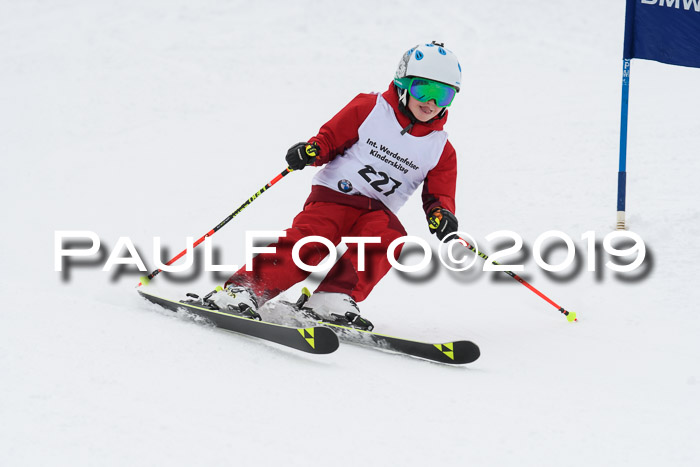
left=210, top=41, right=462, bottom=329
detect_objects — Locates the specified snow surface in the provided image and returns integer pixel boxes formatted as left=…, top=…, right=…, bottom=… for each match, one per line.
left=2, top=1, right=699, bottom=466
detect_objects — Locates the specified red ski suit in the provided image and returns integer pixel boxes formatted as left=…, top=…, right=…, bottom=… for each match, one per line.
left=225, top=83, right=458, bottom=303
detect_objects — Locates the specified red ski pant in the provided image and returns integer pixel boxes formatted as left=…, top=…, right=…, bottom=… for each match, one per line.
left=225, top=201, right=406, bottom=304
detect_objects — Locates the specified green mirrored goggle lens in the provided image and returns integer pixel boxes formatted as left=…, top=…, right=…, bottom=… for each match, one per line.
left=408, top=78, right=456, bottom=107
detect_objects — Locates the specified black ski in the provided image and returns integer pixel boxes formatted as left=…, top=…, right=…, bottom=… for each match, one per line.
left=137, top=290, right=339, bottom=355
left=268, top=300, right=480, bottom=365
left=321, top=322, right=480, bottom=365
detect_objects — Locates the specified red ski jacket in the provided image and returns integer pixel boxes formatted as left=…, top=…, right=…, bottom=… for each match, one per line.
left=308, top=82, right=457, bottom=217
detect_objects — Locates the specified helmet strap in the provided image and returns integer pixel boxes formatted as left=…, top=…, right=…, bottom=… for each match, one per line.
left=397, top=95, right=417, bottom=135
left=397, top=87, right=408, bottom=107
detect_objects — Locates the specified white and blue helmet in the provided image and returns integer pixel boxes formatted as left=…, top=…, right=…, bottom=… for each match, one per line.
left=394, top=41, right=462, bottom=92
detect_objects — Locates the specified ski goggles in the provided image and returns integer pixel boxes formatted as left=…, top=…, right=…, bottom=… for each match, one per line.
left=396, top=77, right=457, bottom=107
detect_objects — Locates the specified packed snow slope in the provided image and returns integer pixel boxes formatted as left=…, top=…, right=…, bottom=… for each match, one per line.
left=2, top=1, right=699, bottom=466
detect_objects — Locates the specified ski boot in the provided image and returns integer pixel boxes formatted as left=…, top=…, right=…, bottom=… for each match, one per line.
left=296, top=289, right=374, bottom=331
left=184, top=285, right=261, bottom=320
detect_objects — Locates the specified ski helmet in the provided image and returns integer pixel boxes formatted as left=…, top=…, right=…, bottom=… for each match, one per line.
left=394, top=41, right=462, bottom=92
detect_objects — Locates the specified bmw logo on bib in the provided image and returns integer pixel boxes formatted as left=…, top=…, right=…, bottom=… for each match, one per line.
left=337, top=179, right=353, bottom=193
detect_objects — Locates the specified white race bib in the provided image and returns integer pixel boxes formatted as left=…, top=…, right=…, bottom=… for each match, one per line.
left=312, top=94, right=448, bottom=213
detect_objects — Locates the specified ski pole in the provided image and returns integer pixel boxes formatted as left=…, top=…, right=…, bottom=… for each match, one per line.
left=137, top=167, right=293, bottom=287
left=456, top=236, right=577, bottom=322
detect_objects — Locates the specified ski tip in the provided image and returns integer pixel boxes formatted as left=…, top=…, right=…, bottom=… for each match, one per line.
left=301, top=287, right=311, bottom=298
left=305, top=326, right=340, bottom=354
left=436, top=341, right=480, bottom=364
left=456, top=341, right=480, bottom=364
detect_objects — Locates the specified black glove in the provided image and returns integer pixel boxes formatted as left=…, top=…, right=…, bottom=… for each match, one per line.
left=286, top=142, right=320, bottom=170
left=428, top=208, right=459, bottom=242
